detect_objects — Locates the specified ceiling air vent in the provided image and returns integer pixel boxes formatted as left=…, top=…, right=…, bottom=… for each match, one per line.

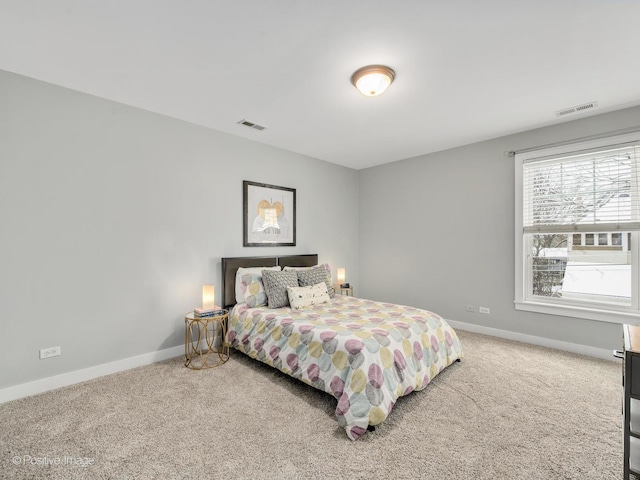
left=555, top=101, right=598, bottom=118
left=237, top=119, right=267, bottom=131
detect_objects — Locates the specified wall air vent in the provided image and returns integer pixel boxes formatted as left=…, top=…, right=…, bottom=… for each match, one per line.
left=555, top=101, right=598, bottom=118
left=237, top=119, right=267, bottom=131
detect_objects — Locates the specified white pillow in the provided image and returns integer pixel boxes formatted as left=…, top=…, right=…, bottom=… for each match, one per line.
left=235, top=266, right=281, bottom=304
left=287, top=282, right=330, bottom=310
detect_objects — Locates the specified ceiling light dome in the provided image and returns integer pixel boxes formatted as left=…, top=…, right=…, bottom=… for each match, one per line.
left=351, top=65, right=395, bottom=97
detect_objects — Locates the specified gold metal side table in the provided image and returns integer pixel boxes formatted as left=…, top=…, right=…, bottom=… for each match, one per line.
left=184, top=310, right=229, bottom=369
left=335, top=286, right=353, bottom=296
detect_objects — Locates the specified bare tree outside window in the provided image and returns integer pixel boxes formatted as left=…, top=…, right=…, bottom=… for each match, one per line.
left=532, top=234, right=567, bottom=296
left=529, top=153, right=632, bottom=297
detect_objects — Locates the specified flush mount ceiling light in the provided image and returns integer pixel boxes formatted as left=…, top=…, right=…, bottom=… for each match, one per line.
left=350, top=65, right=395, bottom=97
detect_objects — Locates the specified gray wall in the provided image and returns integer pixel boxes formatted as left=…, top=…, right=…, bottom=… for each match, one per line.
left=3, top=64, right=638, bottom=391
left=359, top=105, right=640, bottom=351
left=0, top=70, right=359, bottom=389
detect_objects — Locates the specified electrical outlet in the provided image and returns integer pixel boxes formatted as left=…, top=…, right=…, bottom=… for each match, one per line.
left=479, top=307, right=491, bottom=314
left=40, top=346, right=61, bottom=359
left=465, top=305, right=477, bottom=313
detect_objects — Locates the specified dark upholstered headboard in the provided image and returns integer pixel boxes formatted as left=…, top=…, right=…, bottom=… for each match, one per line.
left=221, top=254, right=318, bottom=309
left=276, top=254, right=318, bottom=269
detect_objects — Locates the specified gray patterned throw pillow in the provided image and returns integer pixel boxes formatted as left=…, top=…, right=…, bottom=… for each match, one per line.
left=262, top=270, right=299, bottom=309
left=297, top=265, right=335, bottom=298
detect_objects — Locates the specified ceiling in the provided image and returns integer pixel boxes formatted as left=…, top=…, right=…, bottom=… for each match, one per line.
left=1, top=1, right=640, bottom=170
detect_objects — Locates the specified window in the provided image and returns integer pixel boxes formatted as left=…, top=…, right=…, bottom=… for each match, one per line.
left=613, top=233, right=622, bottom=246
left=572, top=233, right=582, bottom=246
left=515, top=132, right=640, bottom=323
left=585, top=233, right=595, bottom=246
left=598, top=233, right=608, bottom=246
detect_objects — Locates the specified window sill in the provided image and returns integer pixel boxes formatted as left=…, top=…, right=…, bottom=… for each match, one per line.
left=514, top=300, right=640, bottom=324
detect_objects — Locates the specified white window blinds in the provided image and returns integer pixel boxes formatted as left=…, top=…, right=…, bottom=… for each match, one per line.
left=522, top=142, right=640, bottom=233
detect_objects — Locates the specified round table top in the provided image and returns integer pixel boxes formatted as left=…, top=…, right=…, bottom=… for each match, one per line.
left=185, top=309, right=228, bottom=321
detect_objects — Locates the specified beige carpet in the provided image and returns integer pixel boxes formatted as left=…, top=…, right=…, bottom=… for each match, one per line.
left=0, top=330, right=621, bottom=479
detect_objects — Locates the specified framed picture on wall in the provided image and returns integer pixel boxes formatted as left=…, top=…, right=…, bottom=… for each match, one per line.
left=243, top=180, right=296, bottom=247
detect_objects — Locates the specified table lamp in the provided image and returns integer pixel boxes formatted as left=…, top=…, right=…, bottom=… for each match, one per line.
left=202, top=285, right=215, bottom=310
left=337, top=268, right=349, bottom=288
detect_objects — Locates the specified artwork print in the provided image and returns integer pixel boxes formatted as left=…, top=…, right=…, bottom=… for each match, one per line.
left=243, top=181, right=296, bottom=246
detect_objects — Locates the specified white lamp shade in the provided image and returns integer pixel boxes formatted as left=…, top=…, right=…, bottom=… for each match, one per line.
left=337, top=268, right=346, bottom=284
left=202, top=285, right=215, bottom=309
left=351, top=65, right=395, bottom=97
left=355, top=73, right=391, bottom=96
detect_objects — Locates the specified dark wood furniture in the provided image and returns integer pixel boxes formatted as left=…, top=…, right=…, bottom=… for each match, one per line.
left=618, top=324, right=640, bottom=478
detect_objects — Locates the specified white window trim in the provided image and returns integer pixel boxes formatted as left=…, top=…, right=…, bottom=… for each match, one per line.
left=515, top=131, right=640, bottom=324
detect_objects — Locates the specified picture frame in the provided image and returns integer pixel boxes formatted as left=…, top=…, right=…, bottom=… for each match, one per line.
left=243, top=180, right=296, bottom=247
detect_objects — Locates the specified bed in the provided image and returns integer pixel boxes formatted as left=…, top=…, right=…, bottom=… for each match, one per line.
left=221, top=254, right=462, bottom=440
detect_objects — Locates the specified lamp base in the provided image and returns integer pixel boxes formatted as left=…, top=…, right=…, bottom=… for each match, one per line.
left=340, top=283, right=350, bottom=288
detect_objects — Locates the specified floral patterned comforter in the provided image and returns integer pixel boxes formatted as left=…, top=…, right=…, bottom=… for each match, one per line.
left=228, top=295, right=462, bottom=440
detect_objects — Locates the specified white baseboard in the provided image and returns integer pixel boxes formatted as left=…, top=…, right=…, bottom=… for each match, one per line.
left=0, top=322, right=616, bottom=404
left=445, top=319, right=614, bottom=361
left=0, top=345, right=183, bottom=404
